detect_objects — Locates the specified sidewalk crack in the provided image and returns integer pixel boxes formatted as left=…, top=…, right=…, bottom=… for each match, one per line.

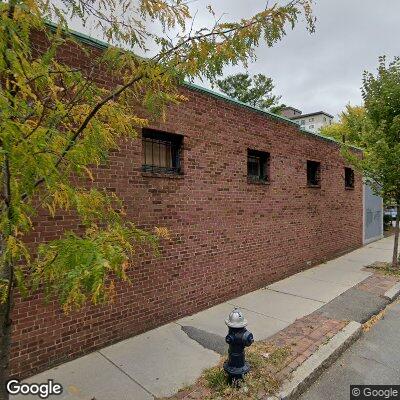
left=98, top=351, right=155, bottom=398
left=225, top=302, right=291, bottom=323
left=357, top=354, right=400, bottom=373
left=265, top=288, right=326, bottom=304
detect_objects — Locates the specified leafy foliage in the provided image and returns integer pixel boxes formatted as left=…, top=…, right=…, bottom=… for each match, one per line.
left=217, top=72, right=282, bottom=111
left=340, top=57, right=400, bottom=267
left=320, top=105, right=368, bottom=146
left=270, top=103, right=288, bottom=115
left=343, top=57, right=400, bottom=202
left=0, top=0, right=315, bottom=314
left=32, top=223, right=159, bottom=312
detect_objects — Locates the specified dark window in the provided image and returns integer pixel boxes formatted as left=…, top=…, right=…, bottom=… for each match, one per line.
left=307, top=160, right=321, bottom=187
left=247, top=149, right=269, bottom=182
left=142, top=129, right=182, bottom=174
left=345, top=167, right=355, bottom=189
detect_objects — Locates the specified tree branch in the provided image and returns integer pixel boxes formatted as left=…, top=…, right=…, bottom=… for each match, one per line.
left=21, top=0, right=304, bottom=201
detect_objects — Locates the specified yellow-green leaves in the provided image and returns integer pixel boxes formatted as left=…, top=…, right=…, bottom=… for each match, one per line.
left=341, top=57, right=400, bottom=203
left=32, top=223, right=158, bottom=313
left=45, top=186, right=124, bottom=226
left=0, top=0, right=314, bottom=312
left=321, top=105, right=368, bottom=146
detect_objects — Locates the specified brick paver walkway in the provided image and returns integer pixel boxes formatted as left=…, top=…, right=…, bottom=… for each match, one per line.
left=357, top=271, right=400, bottom=296
left=268, top=314, right=347, bottom=379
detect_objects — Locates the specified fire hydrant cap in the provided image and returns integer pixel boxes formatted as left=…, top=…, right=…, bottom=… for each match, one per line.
left=225, top=307, right=248, bottom=328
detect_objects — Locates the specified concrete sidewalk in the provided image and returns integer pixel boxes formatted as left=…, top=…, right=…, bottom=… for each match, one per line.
left=13, top=236, right=394, bottom=400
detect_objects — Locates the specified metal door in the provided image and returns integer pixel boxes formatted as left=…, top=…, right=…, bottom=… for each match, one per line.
left=363, top=183, right=383, bottom=244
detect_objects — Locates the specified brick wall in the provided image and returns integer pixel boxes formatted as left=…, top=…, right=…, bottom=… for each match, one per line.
left=10, top=33, right=363, bottom=378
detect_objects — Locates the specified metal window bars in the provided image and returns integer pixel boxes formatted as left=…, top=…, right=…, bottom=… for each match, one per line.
left=142, top=135, right=181, bottom=174
left=307, top=161, right=321, bottom=187
left=247, top=150, right=269, bottom=181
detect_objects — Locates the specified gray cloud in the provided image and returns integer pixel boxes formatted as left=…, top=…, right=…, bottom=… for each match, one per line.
left=191, top=0, right=400, bottom=118
left=67, top=0, right=400, bottom=118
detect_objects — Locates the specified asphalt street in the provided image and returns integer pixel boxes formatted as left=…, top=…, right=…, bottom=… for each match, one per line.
left=300, top=301, right=400, bottom=400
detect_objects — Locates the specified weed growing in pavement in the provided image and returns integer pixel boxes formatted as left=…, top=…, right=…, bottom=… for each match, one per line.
left=366, top=261, right=400, bottom=277
left=201, top=342, right=291, bottom=400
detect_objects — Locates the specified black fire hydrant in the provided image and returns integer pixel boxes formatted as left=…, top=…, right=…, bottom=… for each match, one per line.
left=223, top=308, right=254, bottom=383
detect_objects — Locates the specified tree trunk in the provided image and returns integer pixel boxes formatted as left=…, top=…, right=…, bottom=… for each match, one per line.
left=392, top=204, right=400, bottom=269
left=0, top=238, right=13, bottom=400
left=0, top=300, right=12, bottom=400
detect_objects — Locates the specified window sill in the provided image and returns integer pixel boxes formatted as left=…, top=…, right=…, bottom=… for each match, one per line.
left=345, top=186, right=355, bottom=190
left=307, top=184, right=321, bottom=189
left=247, top=178, right=270, bottom=186
left=141, top=171, right=184, bottom=179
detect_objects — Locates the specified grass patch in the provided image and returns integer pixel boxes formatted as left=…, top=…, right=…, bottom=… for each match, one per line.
left=200, top=342, right=291, bottom=400
left=366, top=261, right=400, bottom=277
left=204, top=367, right=228, bottom=392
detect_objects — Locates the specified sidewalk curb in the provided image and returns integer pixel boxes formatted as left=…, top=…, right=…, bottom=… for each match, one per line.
left=383, top=283, right=400, bottom=301
left=268, top=321, right=362, bottom=400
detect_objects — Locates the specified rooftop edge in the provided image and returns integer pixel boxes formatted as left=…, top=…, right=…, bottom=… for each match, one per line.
left=45, top=21, right=362, bottom=152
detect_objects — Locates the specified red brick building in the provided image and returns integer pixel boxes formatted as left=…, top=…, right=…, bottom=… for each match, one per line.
left=10, top=30, right=363, bottom=379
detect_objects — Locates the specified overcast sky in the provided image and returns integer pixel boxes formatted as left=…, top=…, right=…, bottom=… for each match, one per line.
left=71, top=0, right=400, bottom=118
left=187, top=0, right=400, bottom=118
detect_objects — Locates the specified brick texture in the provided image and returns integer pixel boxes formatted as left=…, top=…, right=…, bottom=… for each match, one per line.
left=10, top=32, right=363, bottom=378
left=356, top=272, right=400, bottom=296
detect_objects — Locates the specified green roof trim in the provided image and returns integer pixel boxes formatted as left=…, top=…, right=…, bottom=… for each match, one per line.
left=44, top=22, right=362, bottom=152
left=299, top=127, right=363, bottom=151
left=182, top=81, right=299, bottom=127
left=46, top=21, right=109, bottom=50
left=183, top=82, right=362, bottom=151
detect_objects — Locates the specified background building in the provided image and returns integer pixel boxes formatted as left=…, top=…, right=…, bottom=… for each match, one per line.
left=280, top=106, right=302, bottom=119
left=280, top=107, right=334, bottom=133
left=292, top=111, right=334, bottom=133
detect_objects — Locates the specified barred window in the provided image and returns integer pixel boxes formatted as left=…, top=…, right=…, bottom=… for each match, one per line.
left=142, top=129, right=182, bottom=174
left=307, top=160, right=321, bottom=187
left=345, top=167, right=355, bottom=189
left=247, top=149, right=269, bottom=182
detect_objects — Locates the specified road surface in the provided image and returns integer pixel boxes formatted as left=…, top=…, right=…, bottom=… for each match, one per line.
left=300, top=301, right=400, bottom=400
